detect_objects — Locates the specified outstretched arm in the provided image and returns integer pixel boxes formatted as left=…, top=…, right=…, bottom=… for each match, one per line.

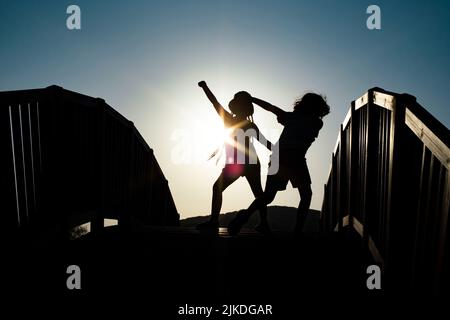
left=198, top=81, right=233, bottom=122
left=251, top=97, right=286, bottom=118
left=250, top=123, right=272, bottom=151
left=257, top=129, right=272, bottom=151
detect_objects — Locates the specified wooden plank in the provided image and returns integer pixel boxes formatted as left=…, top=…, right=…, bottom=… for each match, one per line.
left=354, top=92, right=369, bottom=110
left=405, top=108, right=450, bottom=170
left=373, top=91, right=395, bottom=111
left=340, top=215, right=385, bottom=268
left=342, top=107, right=352, bottom=129
left=9, top=106, right=21, bottom=226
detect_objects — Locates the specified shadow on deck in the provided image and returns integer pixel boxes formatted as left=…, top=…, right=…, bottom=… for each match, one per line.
left=6, top=226, right=378, bottom=305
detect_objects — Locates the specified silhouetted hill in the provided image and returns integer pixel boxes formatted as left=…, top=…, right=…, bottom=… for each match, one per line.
left=181, top=206, right=320, bottom=232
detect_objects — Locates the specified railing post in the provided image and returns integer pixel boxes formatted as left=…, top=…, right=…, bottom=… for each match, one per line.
left=436, top=171, right=450, bottom=293
left=320, top=184, right=326, bottom=232
left=348, top=101, right=357, bottom=229
left=385, top=93, right=407, bottom=291
left=91, top=99, right=105, bottom=234
left=362, top=89, right=376, bottom=250
left=119, top=123, right=135, bottom=231
left=338, top=124, right=345, bottom=231
left=363, top=90, right=370, bottom=247
left=48, top=86, right=69, bottom=238
left=330, top=154, right=335, bottom=231
left=162, top=179, right=169, bottom=226
left=148, top=150, right=155, bottom=224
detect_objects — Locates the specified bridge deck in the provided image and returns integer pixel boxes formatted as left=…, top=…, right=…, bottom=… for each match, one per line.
left=6, top=226, right=376, bottom=304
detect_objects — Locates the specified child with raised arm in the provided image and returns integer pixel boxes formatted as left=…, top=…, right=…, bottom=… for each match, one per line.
left=228, top=93, right=330, bottom=235
left=197, top=81, right=272, bottom=233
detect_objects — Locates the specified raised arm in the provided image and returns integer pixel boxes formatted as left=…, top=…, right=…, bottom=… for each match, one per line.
left=198, top=81, right=233, bottom=122
left=251, top=97, right=286, bottom=118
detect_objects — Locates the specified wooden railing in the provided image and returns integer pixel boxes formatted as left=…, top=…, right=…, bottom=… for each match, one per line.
left=1, top=85, right=179, bottom=236
left=321, top=87, right=450, bottom=294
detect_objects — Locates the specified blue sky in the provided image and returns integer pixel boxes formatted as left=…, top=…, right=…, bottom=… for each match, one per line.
left=1, top=0, right=449, bottom=218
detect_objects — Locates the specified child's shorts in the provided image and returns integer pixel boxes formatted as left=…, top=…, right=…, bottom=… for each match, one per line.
left=223, top=163, right=260, bottom=179
left=265, top=158, right=311, bottom=191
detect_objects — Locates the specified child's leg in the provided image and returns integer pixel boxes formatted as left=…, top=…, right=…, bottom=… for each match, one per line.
left=228, top=188, right=277, bottom=235
left=296, top=183, right=312, bottom=232
left=228, top=169, right=283, bottom=235
left=210, top=171, right=238, bottom=222
left=246, top=187, right=277, bottom=219
left=245, top=167, right=268, bottom=226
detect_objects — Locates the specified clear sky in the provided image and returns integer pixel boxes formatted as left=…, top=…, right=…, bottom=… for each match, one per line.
left=1, top=1, right=449, bottom=219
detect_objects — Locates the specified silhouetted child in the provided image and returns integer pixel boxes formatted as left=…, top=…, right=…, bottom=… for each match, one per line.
left=228, top=93, right=330, bottom=235
left=196, top=81, right=272, bottom=233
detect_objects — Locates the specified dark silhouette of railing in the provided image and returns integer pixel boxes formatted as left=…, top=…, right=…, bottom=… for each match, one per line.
left=1, top=85, right=179, bottom=236
left=321, top=87, right=450, bottom=294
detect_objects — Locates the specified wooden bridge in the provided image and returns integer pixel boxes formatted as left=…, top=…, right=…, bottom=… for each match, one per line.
left=2, top=86, right=449, bottom=301
left=1, top=85, right=179, bottom=238
left=322, top=87, right=450, bottom=295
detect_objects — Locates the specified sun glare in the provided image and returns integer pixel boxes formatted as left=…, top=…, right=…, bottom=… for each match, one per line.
left=189, top=119, right=233, bottom=164
left=222, top=127, right=235, bottom=145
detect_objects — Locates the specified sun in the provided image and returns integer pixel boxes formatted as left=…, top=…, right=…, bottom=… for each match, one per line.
left=190, top=118, right=236, bottom=164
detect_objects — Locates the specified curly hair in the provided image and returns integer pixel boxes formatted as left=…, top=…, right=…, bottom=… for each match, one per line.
left=293, top=92, right=330, bottom=118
